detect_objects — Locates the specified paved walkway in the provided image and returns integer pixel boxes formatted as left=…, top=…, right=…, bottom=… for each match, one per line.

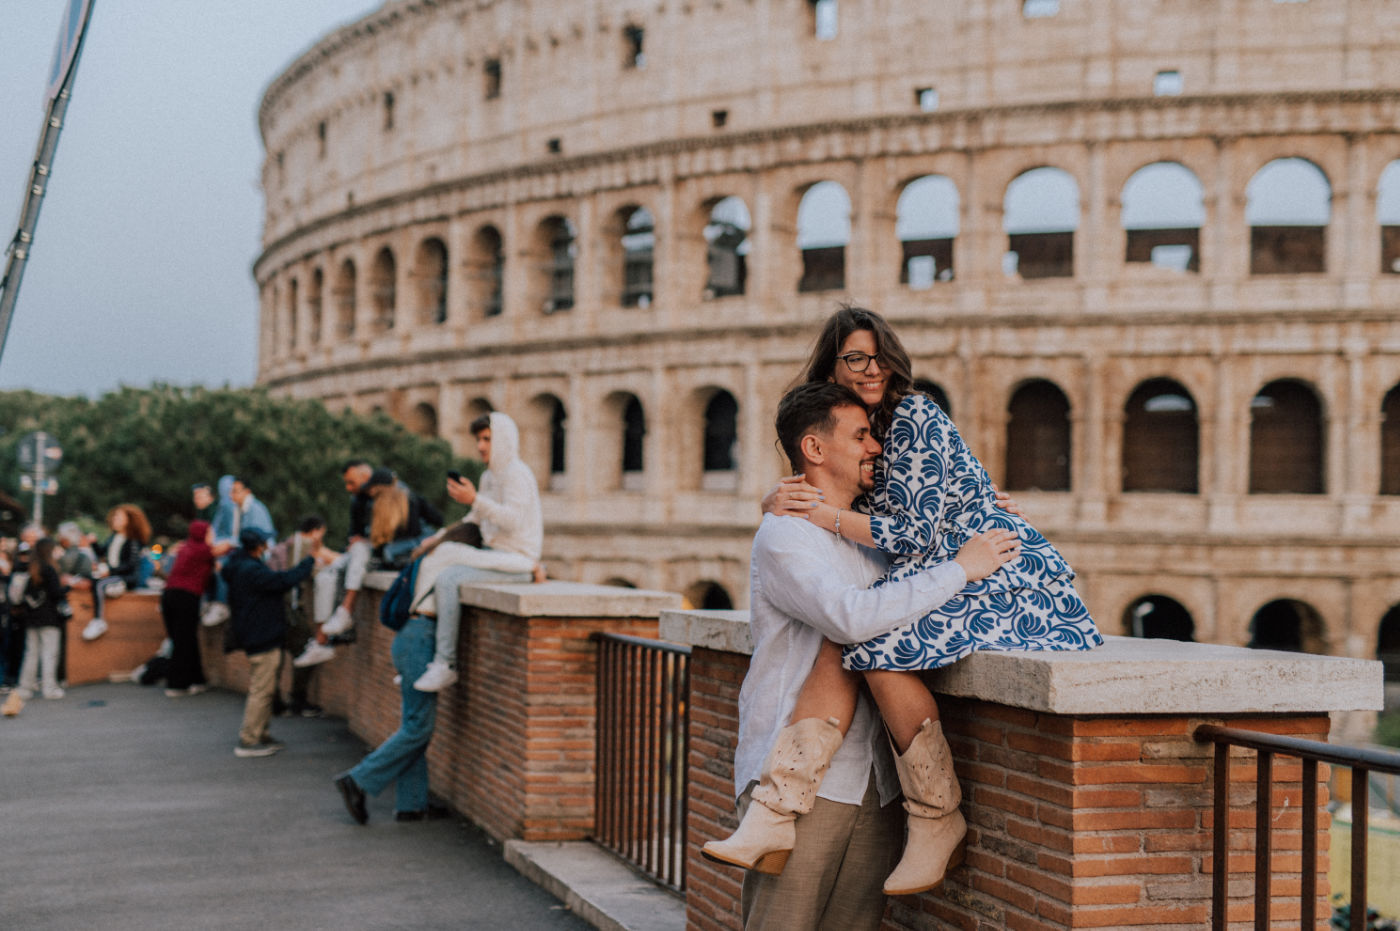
left=0, top=681, right=593, bottom=931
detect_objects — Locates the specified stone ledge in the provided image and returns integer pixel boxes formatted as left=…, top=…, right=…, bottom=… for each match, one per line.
left=659, top=610, right=1384, bottom=716
left=504, top=840, right=685, bottom=931
left=365, top=572, right=681, bottom=619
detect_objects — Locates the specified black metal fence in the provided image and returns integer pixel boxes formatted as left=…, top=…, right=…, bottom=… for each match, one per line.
left=593, top=632, right=691, bottom=893
left=1195, top=724, right=1400, bottom=931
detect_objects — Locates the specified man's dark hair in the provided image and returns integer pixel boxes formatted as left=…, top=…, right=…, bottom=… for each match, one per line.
left=775, top=382, right=866, bottom=473
left=469, top=414, right=492, bottom=436
left=238, top=528, right=268, bottom=552
left=230, top=475, right=249, bottom=490
left=341, top=458, right=371, bottom=473
left=297, top=515, right=326, bottom=534
left=191, top=482, right=211, bottom=493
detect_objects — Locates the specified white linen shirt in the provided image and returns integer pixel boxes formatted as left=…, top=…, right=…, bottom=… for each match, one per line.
left=734, top=514, right=967, bottom=807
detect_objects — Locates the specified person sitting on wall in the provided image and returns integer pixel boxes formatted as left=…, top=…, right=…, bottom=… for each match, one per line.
left=223, top=529, right=314, bottom=758
left=703, top=382, right=1019, bottom=931
left=407, top=411, right=544, bottom=693
left=86, top=504, right=152, bottom=641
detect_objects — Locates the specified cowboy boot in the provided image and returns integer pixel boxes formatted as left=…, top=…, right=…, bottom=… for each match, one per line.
left=701, top=716, right=843, bottom=875
left=883, top=717, right=967, bottom=896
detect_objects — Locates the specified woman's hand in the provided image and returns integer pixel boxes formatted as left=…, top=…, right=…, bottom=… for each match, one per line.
left=991, top=484, right=1023, bottom=517
left=952, top=529, right=1020, bottom=582
left=761, top=474, right=824, bottom=518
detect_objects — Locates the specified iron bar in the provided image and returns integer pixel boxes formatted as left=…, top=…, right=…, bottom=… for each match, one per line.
left=1302, top=757, right=1317, bottom=930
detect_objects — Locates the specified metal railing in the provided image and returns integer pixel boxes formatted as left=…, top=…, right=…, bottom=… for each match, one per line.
left=1195, top=724, right=1400, bottom=931
left=593, top=632, right=691, bottom=893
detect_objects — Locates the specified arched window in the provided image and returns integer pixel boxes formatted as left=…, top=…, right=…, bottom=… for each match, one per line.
left=287, top=278, right=299, bottom=350
left=620, top=207, right=655, bottom=307
left=415, top=237, right=449, bottom=325
left=1249, top=379, right=1324, bottom=494
left=1124, top=594, right=1195, bottom=642
left=1379, top=604, right=1400, bottom=682
left=407, top=402, right=438, bottom=438
left=550, top=397, right=567, bottom=477
left=1248, top=599, right=1327, bottom=654
left=912, top=378, right=952, bottom=420
left=622, top=396, right=646, bottom=477
left=896, top=175, right=959, bottom=287
left=1247, top=158, right=1330, bottom=275
left=334, top=258, right=357, bottom=338
left=471, top=225, right=505, bottom=318
left=797, top=181, right=851, bottom=292
left=1121, top=162, right=1204, bottom=273
left=370, top=246, right=397, bottom=331
left=605, top=577, right=639, bottom=589
left=1004, top=167, right=1079, bottom=279
left=308, top=268, right=323, bottom=345
left=1377, top=161, right=1400, bottom=274
left=1382, top=384, right=1400, bottom=495
left=1005, top=380, right=1071, bottom=491
left=704, top=196, right=750, bottom=299
left=686, top=580, right=734, bottom=610
left=1122, top=379, right=1198, bottom=493
left=540, top=216, right=576, bottom=313
left=703, top=390, right=739, bottom=490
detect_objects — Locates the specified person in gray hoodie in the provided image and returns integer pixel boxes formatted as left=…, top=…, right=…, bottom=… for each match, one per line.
left=410, top=411, right=543, bottom=692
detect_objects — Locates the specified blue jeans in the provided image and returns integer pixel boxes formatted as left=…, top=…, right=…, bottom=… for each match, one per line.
left=348, top=615, right=437, bottom=813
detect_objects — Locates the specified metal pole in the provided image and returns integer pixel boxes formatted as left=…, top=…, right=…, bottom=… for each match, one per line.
left=32, top=431, right=46, bottom=529
left=0, top=0, right=98, bottom=365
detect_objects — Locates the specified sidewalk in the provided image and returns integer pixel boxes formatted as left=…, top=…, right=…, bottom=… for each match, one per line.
left=0, top=681, right=593, bottom=931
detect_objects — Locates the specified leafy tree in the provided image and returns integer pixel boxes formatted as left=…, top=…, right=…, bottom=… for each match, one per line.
left=0, top=385, right=482, bottom=545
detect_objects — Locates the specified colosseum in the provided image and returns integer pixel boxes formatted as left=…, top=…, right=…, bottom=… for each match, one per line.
left=254, top=0, right=1400, bottom=682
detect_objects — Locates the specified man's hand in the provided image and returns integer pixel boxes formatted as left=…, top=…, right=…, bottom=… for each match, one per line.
left=761, top=474, right=823, bottom=518
left=447, top=476, right=477, bottom=507
left=952, top=529, right=1020, bottom=582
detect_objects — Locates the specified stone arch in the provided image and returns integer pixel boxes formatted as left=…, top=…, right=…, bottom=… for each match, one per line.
left=533, top=215, right=577, bottom=314
left=1246, top=157, right=1330, bottom=275
left=796, top=180, right=851, bottom=292
left=1378, top=603, right=1400, bottom=682
left=308, top=267, right=324, bottom=345
left=287, top=277, right=299, bottom=351
left=370, top=245, right=397, bottom=331
left=1376, top=160, right=1400, bottom=274
left=1382, top=383, right=1400, bottom=495
left=896, top=174, right=959, bottom=287
left=1121, top=161, right=1204, bottom=273
left=608, top=205, right=655, bottom=308
left=334, top=258, right=357, bottom=338
left=701, top=387, right=740, bottom=491
left=912, top=377, right=952, bottom=420
left=685, top=580, right=734, bottom=610
left=1122, top=378, right=1199, bottom=493
left=523, top=392, right=568, bottom=489
left=703, top=195, right=750, bottom=299
left=599, top=390, right=647, bottom=491
left=1248, top=378, right=1325, bottom=494
left=406, top=401, right=438, bottom=438
left=1248, top=598, right=1328, bottom=654
left=1005, top=379, right=1071, bottom=491
left=468, top=224, right=505, bottom=319
left=1004, top=166, right=1079, bottom=279
left=1123, top=594, right=1196, bottom=642
left=413, top=236, right=449, bottom=325
left=604, top=577, right=638, bottom=589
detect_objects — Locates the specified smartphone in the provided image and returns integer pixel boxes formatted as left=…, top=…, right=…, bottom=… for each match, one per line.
left=447, top=470, right=463, bottom=482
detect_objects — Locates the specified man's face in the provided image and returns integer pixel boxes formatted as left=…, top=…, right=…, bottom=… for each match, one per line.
left=813, top=404, right=881, bottom=498
left=192, top=486, right=214, bottom=510
left=475, top=427, right=492, bottom=465
left=230, top=481, right=249, bottom=505
left=344, top=465, right=371, bottom=494
left=304, top=526, right=326, bottom=545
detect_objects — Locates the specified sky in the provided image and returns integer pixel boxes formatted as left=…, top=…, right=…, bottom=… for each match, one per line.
left=0, top=0, right=383, bottom=397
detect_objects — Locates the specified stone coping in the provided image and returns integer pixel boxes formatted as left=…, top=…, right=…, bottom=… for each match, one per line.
left=365, top=572, right=681, bottom=619
left=659, top=610, right=1385, bottom=716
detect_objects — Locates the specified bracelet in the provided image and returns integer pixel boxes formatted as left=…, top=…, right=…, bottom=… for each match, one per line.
left=834, top=507, right=842, bottom=538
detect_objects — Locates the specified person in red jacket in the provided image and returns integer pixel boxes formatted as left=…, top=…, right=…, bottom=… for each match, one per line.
left=161, top=520, right=216, bottom=697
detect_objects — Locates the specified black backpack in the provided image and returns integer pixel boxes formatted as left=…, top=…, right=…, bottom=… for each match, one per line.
left=378, top=557, right=428, bottom=631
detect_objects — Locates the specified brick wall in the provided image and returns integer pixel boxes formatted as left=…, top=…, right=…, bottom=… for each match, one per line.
left=683, top=644, right=1336, bottom=931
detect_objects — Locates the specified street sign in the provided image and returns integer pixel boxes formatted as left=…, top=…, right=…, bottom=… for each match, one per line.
left=46, top=0, right=96, bottom=105
left=17, top=431, right=62, bottom=473
left=18, top=474, right=58, bottom=495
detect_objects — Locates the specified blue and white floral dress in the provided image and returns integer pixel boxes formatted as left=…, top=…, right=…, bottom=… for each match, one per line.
left=842, top=394, right=1102, bottom=671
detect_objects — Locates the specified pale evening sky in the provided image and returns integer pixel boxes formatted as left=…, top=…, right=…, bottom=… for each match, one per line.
left=0, top=1, right=382, bottom=397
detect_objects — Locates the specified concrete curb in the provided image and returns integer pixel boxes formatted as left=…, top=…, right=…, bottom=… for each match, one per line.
left=505, top=840, right=686, bottom=931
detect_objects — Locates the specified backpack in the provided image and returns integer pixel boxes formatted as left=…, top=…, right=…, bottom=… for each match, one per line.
left=378, top=556, right=429, bottom=631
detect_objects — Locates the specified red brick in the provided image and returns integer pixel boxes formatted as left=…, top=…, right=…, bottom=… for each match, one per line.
left=1072, top=809, right=1197, bottom=831
left=1071, top=717, right=1191, bottom=737
left=1070, top=854, right=1196, bottom=877
left=1074, top=762, right=1208, bottom=786
left=1069, top=882, right=1143, bottom=906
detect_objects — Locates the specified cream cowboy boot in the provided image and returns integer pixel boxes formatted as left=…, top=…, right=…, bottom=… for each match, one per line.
left=883, top=717, right=967, bottom=896
left=701, top=716, right=843, bottom=875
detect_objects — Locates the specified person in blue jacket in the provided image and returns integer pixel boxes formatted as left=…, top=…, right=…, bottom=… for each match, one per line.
left=222, top=529, right=313, bottom=758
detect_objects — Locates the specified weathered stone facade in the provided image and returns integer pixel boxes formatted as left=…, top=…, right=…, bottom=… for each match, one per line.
left=255, top=0, right=1400, bottom=673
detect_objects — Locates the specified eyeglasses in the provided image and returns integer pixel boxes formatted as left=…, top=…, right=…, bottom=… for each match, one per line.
left=836, top=351, right=884, bottom=374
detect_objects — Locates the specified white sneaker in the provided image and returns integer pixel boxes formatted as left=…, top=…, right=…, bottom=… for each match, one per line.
left=321, top=605, right=354, bottom=636
left=42, top=687, right=65, bottom=700
left=201, top=602, right=230, bottom=627
left=413, top=662, right=459, bottom=692
left=393, top=674, right=402, bottom=685
left=292, top=642, right=336, bottom=668
left=82, top=618, right=109, bottom=641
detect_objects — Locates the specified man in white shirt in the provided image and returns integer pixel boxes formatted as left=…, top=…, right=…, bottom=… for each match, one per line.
left=708, top=381, right=1017, bottom=931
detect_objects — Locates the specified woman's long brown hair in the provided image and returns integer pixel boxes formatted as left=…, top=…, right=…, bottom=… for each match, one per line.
left=107, top=504, right=152, bottom=545
left=800, top=304, right=914, bottom=438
